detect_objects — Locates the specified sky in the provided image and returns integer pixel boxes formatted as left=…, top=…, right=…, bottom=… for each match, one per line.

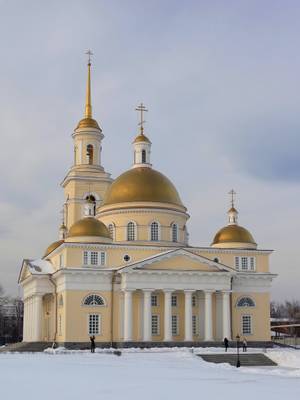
left=0, top=0, right=300, bottom=300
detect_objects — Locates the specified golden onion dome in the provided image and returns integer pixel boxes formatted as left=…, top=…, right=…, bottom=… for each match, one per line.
left=103, top=167, right=183, bottom=207
left=212, top=224, right=256, bottom=247
left=68, top=217, right=110, bottom=238
left=44, top=239, right=64, bottom=258
left=76, top=117, right=101, bottom=130
left=133, top=133, right=151, bottom=144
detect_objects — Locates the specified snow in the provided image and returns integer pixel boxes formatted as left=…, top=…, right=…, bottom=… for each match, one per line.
left=1, top=348, right=300, bottom=400
left=27, top=259, right=54, bottom=274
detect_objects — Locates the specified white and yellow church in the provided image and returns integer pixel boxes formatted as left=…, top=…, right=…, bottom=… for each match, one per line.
left=19, top=60, right=276, bottom=347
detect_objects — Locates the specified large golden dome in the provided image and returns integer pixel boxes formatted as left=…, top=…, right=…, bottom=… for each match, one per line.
left=44, top=239, right=64, bottom=258
left=212, top=224, right=256, bottom=247
left=103, top=167, right=183, bottom=207
left=68, top=217, right=110, bottom=238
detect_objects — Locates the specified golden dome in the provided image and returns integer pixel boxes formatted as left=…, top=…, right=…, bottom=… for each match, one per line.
left=44, top=240, right=64, bottom=258
left=68, top=217, right=110, bottom=238
left=76, top=117, right=101, bottom=130
left=103, top=167, right=183, bottom=207
left=212, top=224, right=256, bottom=247
left=133, top=133, right=151, bottom=143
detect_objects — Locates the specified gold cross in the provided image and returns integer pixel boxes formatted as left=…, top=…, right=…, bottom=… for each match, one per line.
left=229, top=189, right=236, bottom=208
left=85, top=49, right=93, bottom=65
left=135, top=102, right=148, bottom=133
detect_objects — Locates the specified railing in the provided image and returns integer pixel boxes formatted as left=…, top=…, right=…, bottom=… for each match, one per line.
left=272, top=336, right=300, bottom=348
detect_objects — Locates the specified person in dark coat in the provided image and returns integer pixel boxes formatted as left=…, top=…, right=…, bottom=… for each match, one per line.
left=90, top=336, right=96, bottom=353
left=223, top=337, right=229, bottom=352
left=242, top=338, right=247, bottom=352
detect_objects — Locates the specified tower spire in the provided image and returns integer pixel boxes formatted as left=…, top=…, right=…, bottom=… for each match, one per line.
left=85, top=50, right=93, bottom=119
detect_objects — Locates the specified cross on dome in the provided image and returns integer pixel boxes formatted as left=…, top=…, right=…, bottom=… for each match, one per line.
left=229, top=189, right=236, bottom=208
left=85, top=49, right=93, bottom=65
left=135, top=102, right=148, bottom=134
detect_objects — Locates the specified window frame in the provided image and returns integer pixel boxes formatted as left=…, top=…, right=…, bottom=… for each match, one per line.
left=88, top=313, right=101, bottom=336
left=192, top=315, right=198, bottom=336
left=82, top=294, right=106, bottom=307
left=172, top=314, right=179, bottom=336
left=235, top=256, right=256, bottom=271
left=171, top=295, right=178, bottom=307
left=151, top=294, right=158, bottom=307
left=151, top=314, right=160, bottom=336
left=108, top=223, right=115, bottom=240
left=82, top=251, right=106, bottom=267
left=127, top=221, right=136, bottom=241
left=241, top=314, right=252, bottom=335
left=171, top=223, right=178, bottom=243
left=150, top=221, right=160, bottom=241
left=236, top=297, right=256, bottom=308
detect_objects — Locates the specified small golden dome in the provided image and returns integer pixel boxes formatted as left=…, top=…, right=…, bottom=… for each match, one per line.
left=133, top=133, right=151, bottom=144
left=212, top=225, right=256, bottom=247
left=44, top=239, right=64, bottom=258
left=103, top=167, right=183, bottom=207
left=228, top=207, right=238, bottom=213
left=68, top=217, right=110, bottom=238
left=76, top=117, right=101, bottom=130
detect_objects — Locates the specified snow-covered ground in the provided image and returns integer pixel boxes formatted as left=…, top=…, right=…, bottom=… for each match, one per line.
left=1, top=348, right=300, bottom=400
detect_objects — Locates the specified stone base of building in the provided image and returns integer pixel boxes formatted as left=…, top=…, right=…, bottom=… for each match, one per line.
left=58, top=340, right=274, bottom=350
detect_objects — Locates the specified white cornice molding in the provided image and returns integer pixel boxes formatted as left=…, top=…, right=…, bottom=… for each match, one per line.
left=97, top=207, right=188, bottom=218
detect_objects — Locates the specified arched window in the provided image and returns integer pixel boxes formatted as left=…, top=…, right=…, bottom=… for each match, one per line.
left=171, top=223, right=178, bottom=242
left=150, top=222, right=159, bottom=241
left=85, top=195, right=96, bottom=216
left=142, top=149, right=146, bottom=163
left=86, top=144, right=94, bottom=165
left=83, top=294, right=105, bottom=306
left=236, top=297, right=255, bottom=308
left=127, top=222, right=136, bottom=241
left=108, top=223, right=115, bottom=240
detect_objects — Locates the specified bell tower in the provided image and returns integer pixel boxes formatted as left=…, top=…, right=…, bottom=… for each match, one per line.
left=61, top=51, right=112, bottom=228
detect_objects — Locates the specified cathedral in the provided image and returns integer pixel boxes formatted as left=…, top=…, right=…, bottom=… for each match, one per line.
left=18, top=60, right=276, bottom=347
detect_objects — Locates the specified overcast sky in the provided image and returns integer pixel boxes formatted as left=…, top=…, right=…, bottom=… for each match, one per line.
left=0, top=0, right=300, bottom=300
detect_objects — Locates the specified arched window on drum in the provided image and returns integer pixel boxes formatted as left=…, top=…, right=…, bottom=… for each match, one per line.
left=150, top=221, right=159, bottom=241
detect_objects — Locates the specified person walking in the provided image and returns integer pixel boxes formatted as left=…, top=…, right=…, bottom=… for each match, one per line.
left=223, top=337, right=229, bottom=352
left=242, top=338, right=247, bottom=352
left=90, top=336, right=96, bottom=353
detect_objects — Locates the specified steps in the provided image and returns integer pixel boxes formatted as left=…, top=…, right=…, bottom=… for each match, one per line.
left=0, top=342, right=52, bottom=353
left=197, top=353, right=277, bottom=367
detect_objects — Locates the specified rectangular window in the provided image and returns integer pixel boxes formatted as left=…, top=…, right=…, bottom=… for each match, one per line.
left=172, top=315, right=178, bottom=336
left=83, top=251, right=106, bottom=267
left=100, top=252, right=106, bottom=266
left=250, top=257, right=255, bottom=271
left=192, top=295, right=197, bottom=307
left=151, top=295, right=158, bottom=307
left=151, top=315, right=160, bottom=335
left=192, top=315, right=197, bottom=335
left=242, top=315, right=252, bottom=335
left=88, top=314, right=100, bottom=335
left=171, top=295, right=178, bottom=307
left=241, top=257, right=248, bottom=270
left=83, top=251, right=89, bottom=265
left=90, top=251, right=98, bottom=265
left=235, top=256, right=240, bottom=269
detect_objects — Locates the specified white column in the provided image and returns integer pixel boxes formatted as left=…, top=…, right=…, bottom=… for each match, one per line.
left=184, top=290, right=193, bottom=341
left=23, top=298, right=28, bottom=341
left=164, top=290, right=172, bottom=342
left=204, top=290, right=213, bottom=341
left=143, top=290, right=152, bottom=342
left=32, top=295, right=43, bottom=341
left=222, top=291, right=231, bottom=340
left=123, top=290, right=133, bottom=341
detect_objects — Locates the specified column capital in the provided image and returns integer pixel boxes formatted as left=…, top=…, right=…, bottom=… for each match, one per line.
left=142, top=288, right=155, bottom=293
left=162, top=289, right=174, bottom=293
left=204, top=289, right=215, bottom=294
left=183, top=289, right=195, bottom=294
left=122, top=288, right=135, bottom=293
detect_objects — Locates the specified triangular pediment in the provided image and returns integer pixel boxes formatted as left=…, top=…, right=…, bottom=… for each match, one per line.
left=120, top=249, right=234, bottom=274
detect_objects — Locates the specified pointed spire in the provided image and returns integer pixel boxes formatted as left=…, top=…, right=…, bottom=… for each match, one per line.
left=84, top=50, right=93, bottom=119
